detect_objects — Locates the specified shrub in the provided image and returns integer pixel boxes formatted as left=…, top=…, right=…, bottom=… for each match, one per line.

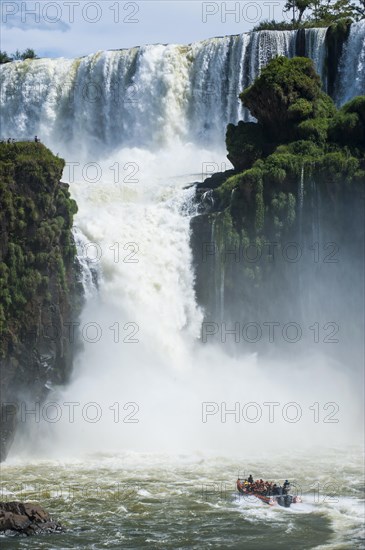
left=298, top=117, right=330, bottom=142
left=318, top=152, right=360, bottom=182
left=240, top=57, right=324, bottom=142
left=288, top=98, right=314, bottom=120
left=329, top=96, right=365, bottom=147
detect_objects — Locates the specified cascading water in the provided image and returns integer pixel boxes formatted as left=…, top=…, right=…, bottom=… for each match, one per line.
left=1, top=25, right=364, bottom=549
left=304, top=27, right=328, bottom=86
left=336, top=20, right=365, bottom=104
left=247, top=29, right=297, bottom=82
left=73, top=226, right=99, bottom=298
left=298, top=165, right=305, bottom=240
left=1, top=26, right=363, bottom=454
left=2, top=27, right=358, bottom=153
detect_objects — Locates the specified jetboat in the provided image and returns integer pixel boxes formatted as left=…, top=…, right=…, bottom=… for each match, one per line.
left=236, top=480, right=301, bottom=508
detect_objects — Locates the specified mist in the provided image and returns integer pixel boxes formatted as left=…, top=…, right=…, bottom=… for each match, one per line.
left=9, top=143, right=364, bottom=461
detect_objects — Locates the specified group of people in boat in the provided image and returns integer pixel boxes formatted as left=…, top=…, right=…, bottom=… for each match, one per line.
left=237, top=475, right=291, bottom=497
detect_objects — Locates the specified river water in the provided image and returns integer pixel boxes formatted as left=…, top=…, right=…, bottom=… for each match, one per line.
left=1, top=448, right=364, bottom=549
left=1, top=23, right=364, bottom=549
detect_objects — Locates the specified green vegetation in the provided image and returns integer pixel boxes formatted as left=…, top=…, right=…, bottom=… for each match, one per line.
left=253, top=0, right=364, bottom=31
left=0, top=48, right=38, bottom=64
left=240, top=57, right=335, bottom=143
left=351, top=0, right=365, bottom=19
left=0, top=52, right=13, bottom=64
left=214, top=56, right=364, bottom=236
left=285, top=0, right=314, bottom=23
left=0, top=143, right=78, bottom=355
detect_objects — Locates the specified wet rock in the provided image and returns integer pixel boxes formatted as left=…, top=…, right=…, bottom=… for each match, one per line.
left=196, top=169, right=236, bottom=191
left=0, top=502, right=63, bottom=536
left=0, top=404, right=18, bottom=463
left=0, top=143, right=83, bottom=462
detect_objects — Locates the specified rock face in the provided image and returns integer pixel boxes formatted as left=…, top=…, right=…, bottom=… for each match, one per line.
left=0, top=142, right=82, bottom=462
left=0, top=502, right=63, bottom=536
left=191, top=58, right=365, bottom=359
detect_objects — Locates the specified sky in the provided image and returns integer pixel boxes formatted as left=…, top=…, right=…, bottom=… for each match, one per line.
left=1, top=0, right=291, bottom=58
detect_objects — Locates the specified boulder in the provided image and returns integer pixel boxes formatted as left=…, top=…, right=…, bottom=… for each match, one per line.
left=0, top=502, right=63, bottom=536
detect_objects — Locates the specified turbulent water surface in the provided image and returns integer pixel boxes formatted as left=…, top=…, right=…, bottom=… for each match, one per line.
left=1, top=449, right=364, bottom=549
left=1, top=22, right=365, bottom=549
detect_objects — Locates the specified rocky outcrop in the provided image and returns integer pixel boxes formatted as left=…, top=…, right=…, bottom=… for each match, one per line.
left=191, top=58, right=365, bottom=358
left=0, top=142, right=82, bottom=462
left=240, top=56, right=336, bottom=145
left=0, top=502, right=63, bottom=536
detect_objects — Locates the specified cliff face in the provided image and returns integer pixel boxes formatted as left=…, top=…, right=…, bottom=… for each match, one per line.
left=0, top=143, right=82, bottom=461
left=192, top=172, right=364, bottom=330
left=191, top=58, right=365, bottom=357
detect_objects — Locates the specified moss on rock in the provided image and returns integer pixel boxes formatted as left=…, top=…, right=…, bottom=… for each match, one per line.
left=214, top=56, right=364, bottom=236
left=329, top=96, right=365, bottom=148
left=239, top=57, right=334, bottom=143
left=0, top=143, right=78, bottom=354
left=0, top=142, right=81, bottom=461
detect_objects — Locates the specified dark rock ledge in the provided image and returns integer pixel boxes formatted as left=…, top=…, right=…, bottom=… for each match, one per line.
left=0, top=502, right=63, bottom=536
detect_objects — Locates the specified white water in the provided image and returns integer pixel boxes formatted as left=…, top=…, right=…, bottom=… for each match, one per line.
left=1, top=27, right=364, bottom=550
left=248, top=29, right=297, bottom=83
left=304, top=27, right=328, bottom=85
left=1, top=27, right=364, bottom=457
left=337, top=20, right=365, bottom=104
left=10, top=139, right=363, bottom=458
left=2, top=448, right=364, bottom=549
left=2, top=27, right=354, bottom=153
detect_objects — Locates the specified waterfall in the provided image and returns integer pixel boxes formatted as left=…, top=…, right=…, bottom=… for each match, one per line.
left=3, top=27, right=358, bottom=155
left=72, top=226, right=99, bottom=298
left=298, top=165, right=304, bottom=221
left=1, top=27, right=363, bottom=453
left=211, top=219, right=220, bottom=320
left=248, top=30, right=297, bottom=83
left=336, top=20, right=365, bottom=105
left=243, top=30, right=297, bottom=120
left=304, top=27, right=328, bottom=86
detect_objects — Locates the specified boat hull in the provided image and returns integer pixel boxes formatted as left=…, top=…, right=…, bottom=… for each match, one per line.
left=237, top=487, right=296, bottom=508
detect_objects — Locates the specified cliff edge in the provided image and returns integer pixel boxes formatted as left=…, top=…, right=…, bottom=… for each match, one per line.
left=0, top=142, right=82, bottom=461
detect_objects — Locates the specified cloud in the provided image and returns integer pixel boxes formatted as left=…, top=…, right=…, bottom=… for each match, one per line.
left=1, top=1, right=70, bottom=33
left=1, top=1, right=288, bottom=59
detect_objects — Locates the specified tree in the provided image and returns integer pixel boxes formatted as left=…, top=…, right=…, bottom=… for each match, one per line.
left=284, top=0, right=313, bottom=23
left=350, top=0, right=365, bottom=20
left=0, top=51, right=13, bottom=64
left=20, top=48, right=37, bottom=60
left=11, top=48, right=38, bottom=61
left=12, top=49, right=22, bottom=60
left=311, top=0, right=321, bottom=20
left=316, top=0, right=355, bottom=22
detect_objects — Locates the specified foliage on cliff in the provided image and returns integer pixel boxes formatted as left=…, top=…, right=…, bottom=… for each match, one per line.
left=217, top=57, right=364, bottom=233
left=0, top=143, right=78, bottom=356
left=240, top=57, right=335, bottom=143
left=253, top=0, right=364, bottom=30
left=193, top=53, right=364, bottom=328
left=0, top=49, right=38, bottom=64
